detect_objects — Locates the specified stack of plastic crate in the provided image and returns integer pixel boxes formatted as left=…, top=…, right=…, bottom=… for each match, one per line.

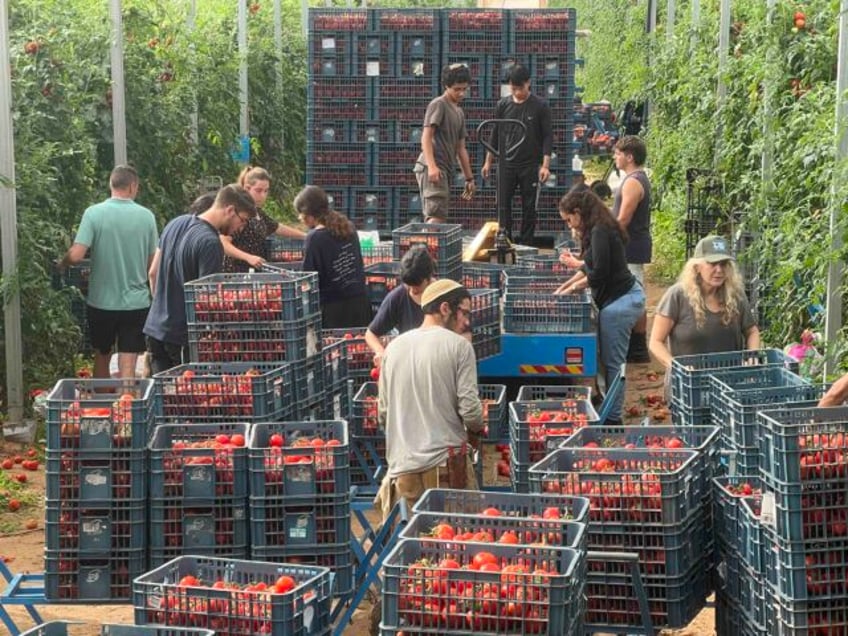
left=707, top=366, right=818, bottom=474
left=508, top=395, right=599, bottom=492
left=321, top=335, right=351, bottom=420
left=184, top=270, right=324, bottom=419
left=755, top=406, right=848, bottom=634
left=529, top=447, right=713, bottom=630
left=669, top=348, right=798, bottom=428
left=247, top=420, right=353, bottom=597
left=378, top=489, right=589, bottom=635
left=469, top=288, right=501, bottom=360
left=133, top=556, right=334, bottom=635
left=44, top=378, right=152, bottom=601
left=392, top=222, right=462, bottom=281
left=502, top=270, right=593, bottom=334
left=147, top=423, right=250, bottom=568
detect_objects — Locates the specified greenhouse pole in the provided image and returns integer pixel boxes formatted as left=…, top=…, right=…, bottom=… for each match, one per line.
left=761, top=0, right=776, bottom=186
left=188, top=0, right=198, bottom=146
left=666, top=0, right=675, bottom=41
left=716, top=0, right=730, bottom=108
left=691, top=0, right=700, bottom=49
left=110, top=0, right=128, bottom=165
left=238, top=0, right=249, bottom=161
left=274, top=0, right=284, bottom=152
left=0, top=1, right=23, bottom=428
left=824, top=0, right=848, bottom=375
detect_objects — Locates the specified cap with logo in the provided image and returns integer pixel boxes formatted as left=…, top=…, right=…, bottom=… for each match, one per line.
left=420, top=279, right=464, bottom=307
left=693, top=235, right=733, bottom=263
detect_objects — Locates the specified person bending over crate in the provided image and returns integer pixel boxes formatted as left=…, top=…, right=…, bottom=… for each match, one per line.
left=374, top=280, right=484, bottom=521
left=649, top=235, right=760, bottom=399
left=365, top=245, right=436, bottom=366
left=413, top=64, right=476, bottom=224
left=221, top=166, right=305, bottom=273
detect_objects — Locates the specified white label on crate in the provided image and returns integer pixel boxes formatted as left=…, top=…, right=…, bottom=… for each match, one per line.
left=412, top=61, right=425, bottom=77
left=147, top=586, right=164, bottom=609
left=760, top=491, right=776, bottom=528
left=333, top=395, right=341, bottom=419
left=501, top=84, right=511, bottom=98
left=82, top=519, right=106, bottom=536
left=366, top=61, right=380, bottom=76
left=234, top=506, right=246, bottom=520
left=303, top=604, right=315, bottom=632
left=321, top=37, right=335, bottom=50
left=81, top=417, right=111, bottom=436
left=187, top=465, right=213, bottom=483
left=86, top=569, right=102, bottom=583
left=84, top=470, right=108, bottom=486
left=727, top=454, right=738, bottom=476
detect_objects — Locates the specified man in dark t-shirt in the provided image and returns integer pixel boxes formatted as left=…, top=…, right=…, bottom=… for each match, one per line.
left=365, top=246, right=435, bottom=366
left=482, top=64, right=552, bottom=245
left=144, top=185, right=257, bottom=374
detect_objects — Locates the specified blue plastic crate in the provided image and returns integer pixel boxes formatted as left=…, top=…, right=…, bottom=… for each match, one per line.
left=714, top=536, right=741, bottom=599
left=20, top=622, right=216, bottom=636
left=134, top=555, right=333, bottom=635
left=291, top=354, right=326, bottom=407
left=308, top=9, right=368, bottom=32
left=670, top=399, right=712, bottom=426
left=264, top=236, right=305, bottom=263
left=382, top=539, right=581, bottom=634
left=361, top=242, right=394, bottom=269
left=349, top=434, right=385, bottom=489
left=739, top=496, right=765, bottom=575
left=249, top=492, right=350, bottom=549
left=461, top=261, right=511, bottom=293
left=395, top=188, right=423, bottom=225
left=371, top=77, right=440, bottom=124
left=364, top=262, right=401, bottom=309
left=709, top=368, right=815, bottom=448
left=712, top=476, right=764, bottom=552
left=515, top=384, right=592, bottom=402
left=441, top=9, right=507, bottom=55
left=185, top=270, right=320, bottom=324
left=46, top=448, right=146, bottom=502
left=308, top=77, right=370, bottom=122
left=351, top=120, right=395, bottom=144
left=323, top=328, right=379, bottom=378
left=502, top=272, right=594, bottom=333
left=322, top=384, right=352, bottom=420
left=350, top=32, right=393, bottom=76
left=738, top=562, right=768, bottom=631
left=714, top=590, right=743, bottom=636
left=187, top=314, right=322, bottom=364
left=153, top=362, right=294, bottom=424
left=515, top=252, right=576, bottom=274
left=45, top=499, right=146, bottom=555
left=670, top=348, right=798, bottom=410
left=251, top=543, right=353, bottom=598
left=322, top=338, right=349, bottom=393
left=45, top=548, right=146, bottom=602
left=478, top=384, right=507, bottom=440
left=509, top=399, right=599, bottom=465
left=148, top=499, right=249, bottom=565
left=509, top=9, right=576, bottom=54
left=349, top=186, right=394, bottom=230
left=470, top=288, right=501, bottom=361
left=351, top=382, right=382, bottom=438
left=46, top=378, right=154, bottom=451
left=371, top=143, right=417, bottom=189
left=392, top=222, right=463, bottom=268
left=306, top=143, right=372, bottom=188
left=248, top=420, right=350, bottom=499
left=149, top=423, right=249, bottom=500
left=529, top=448, right=701, bottom=525
left=309, top=118, right=351, bottom=143
left=412, top=488, right=590, bottom=523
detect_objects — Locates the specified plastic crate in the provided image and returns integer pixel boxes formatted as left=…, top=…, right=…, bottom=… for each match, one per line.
left=349, top=187, right=394, bottom=231
left=528, top=448, right=701, bottom=525
left=351, top=382, right=381, bottom=437
left=364, top=262, right=401, bottom=309
left=134, top=555, right=333, bottom=635
left=712, top=476, right=764, bottom=553
left=308, top=78, right=370, bottom=122
left=401, top=511, right=586, bottom=552
left=361, top=241, right=395, bottom=267
left=264, top=236, right=305, bottom=263
left=251, top=543, right=353, bottom=598
left=670, top=348, right=799, bottom=409
left=351, top=32, right=393, bottom=77
left=149, top=423, right=249, bottom=500
left=391, top=222, right=463, bottom=270
left=248, top=420, right=350, bottom=499
left=708, top=367, right=813, bottom=446
left=153, top=362, right=294, bottom=424
left=372, top=77, right=439, bottom=124
left=478, top=384, right=507, bottom=440
left=509, top=399, right=599, bottom=465
left=351, top=120, right=394, bottom=144
left=292, top=354, right=326, bottom=407
left=461, top=261, right=510, bottom=293
left=322, top=383, right=352, bottom=421
left=308, top=9, right=367, bottom=31
left=46, top=448, right=146, bottom=502
left=323, top=328, right=379, bottom=378
left=185, top=271, right=320, bottom=324
left=148, top=498, right=249, bottom=564
left=309, top=119, right=351, bottom=143
left=322, top=338, right=349, bottom=392
left=19, top=622, right=216, bottom=636
left=187, top=314, right=322, bottom=364
left=509, top=9, right=575, bottom=53
left=249, top=492, right=350, bottom=549
left=470, top=288, right=501, bottom=361
left=45, top=548, right=146, bottom=602
left=372, top=143, right=418, bottom=187
left=349, top=435, right=385, bottom=488
left=502, top=273, right=594, bottom=333
left=46, top=378, right=154, bottom=451
left=412, top=489, right=590, bottom=523
left=515, top=384, right=592, bottom=402
left=670, top=399, right=712, bottom=427
left=515, top=253, right=575, bottom=274
left=382, top=539, right=581, bottom=634
left=45, top=499, right=146, bottom=554
left=441, top=9, right=506, bottom=54
left=738, top=496, right=765, bottom=574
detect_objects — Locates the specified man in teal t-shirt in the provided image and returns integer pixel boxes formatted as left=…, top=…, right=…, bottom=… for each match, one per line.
left=59, top=165, right=158, bottom=378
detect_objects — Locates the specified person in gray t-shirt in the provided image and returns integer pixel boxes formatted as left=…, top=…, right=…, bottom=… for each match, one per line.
left=649, top=235, right=759, bottom=397
left=413, top=64, right=476, bottom=223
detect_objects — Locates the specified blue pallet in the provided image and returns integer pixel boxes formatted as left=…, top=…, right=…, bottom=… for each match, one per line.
left=153, top=362, right=294, bottom=424
left=148, top=498, right=249, bottom=561
left=149, top=423, right=249, bottom=500
left=670, top=348, right=798, bottom=410
left=250, top=543, right=353, bottom=598
left=248, top=420, right=350, bottom=499
left=249, top=492, right=351, bottom=549
left=46, top=378, right=154, bottom=451
left=45, top=499, right=146, bottom=555
left=45, top=548, right=146, bottom=602
left=20, top=622, right=216, bottom=636
left=46, top=448, right=146, bottom=503
left=187, top=315, right=322, bottom=365
left=134, top=555, right=333, bottom=633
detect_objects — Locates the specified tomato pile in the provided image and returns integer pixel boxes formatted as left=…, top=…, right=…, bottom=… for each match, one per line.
left=158, top=432, right=246, bottom=498
left=58, top=393, right=136, bottom=447
left=191, top=285, right=290, bottom=323
left=192, top=329, right=297, bottom=364
left=413, top=507, right=574, bottom=548
left=796, top=432, right=848, bottom=480
left=515, top=402, right=593, bottom=463
left=580, top=434, right=685, bottom=450
left=160, top=368, right=263, bottom=418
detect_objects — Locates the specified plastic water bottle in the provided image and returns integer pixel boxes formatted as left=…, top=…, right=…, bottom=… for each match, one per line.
left=572, top=153, right=583, bottom=173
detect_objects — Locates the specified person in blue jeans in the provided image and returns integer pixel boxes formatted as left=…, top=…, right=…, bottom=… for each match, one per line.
left=555, top=189, right=645, bottom=424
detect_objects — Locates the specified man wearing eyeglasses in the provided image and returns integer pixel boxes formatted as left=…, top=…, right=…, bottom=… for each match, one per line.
left=143, top=184, right=257, bottom=374
left=375, top=279, right=484, bottom=520
left=413, top=64, right=476, bottom=224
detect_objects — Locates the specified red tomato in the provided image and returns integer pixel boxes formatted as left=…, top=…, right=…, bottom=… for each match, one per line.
left=274, top=575, right=296, bottom=594
left=481, top=507, right=501, bottom=517
left=215, top=434, right=231, bottom=445
left=471, top=551, right=498, bottom=570
left=269, top=433, right=284, bottom=448
left=230, top=434, right=245, bottom=447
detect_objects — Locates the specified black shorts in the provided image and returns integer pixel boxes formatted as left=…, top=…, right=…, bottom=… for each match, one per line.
left=87, top=305, right=148, bottom=355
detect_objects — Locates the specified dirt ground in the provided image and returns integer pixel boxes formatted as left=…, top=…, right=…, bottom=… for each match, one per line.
left=0, top=273, right=716, bottom=635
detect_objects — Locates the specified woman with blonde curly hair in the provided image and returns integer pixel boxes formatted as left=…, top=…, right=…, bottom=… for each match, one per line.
left=649, top=235, right=760, bottom=379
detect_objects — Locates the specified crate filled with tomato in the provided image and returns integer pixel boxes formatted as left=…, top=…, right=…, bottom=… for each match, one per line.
left=412, top=489, right=590, bottom=524
left=264, top=236, right=305, bottom=263
left=391, top=222, right=463, bottom=281
left=153, top=363, right=295, bottom=424
left=46, top=448, right=146, bottom=503
left=134, top=556, right=333, bottom=636
left=502, top=272, right=594, bottom=334
left=470, top=289, right=501, bottom=361
left=45, top=501, right=146, bottom=555
left=45, top=548, right=147, bottom=603
left=515, top=384, right=592, bottom=403
left=19, top=621, right=217, bottom=636
left=250, top=491, right=351, bottom=551
left=46, top=378, right=154, bottom=451
left=381, top=539, right=583, bottom=635
left=712, top=476, right=764, bottom=556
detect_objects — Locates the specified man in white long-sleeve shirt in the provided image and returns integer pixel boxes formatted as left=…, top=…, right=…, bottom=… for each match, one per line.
left=375, top=279, right=484, bottom=518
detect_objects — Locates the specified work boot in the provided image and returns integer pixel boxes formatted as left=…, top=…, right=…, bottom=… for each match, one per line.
left=627, top=332, right=650, bottom=363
